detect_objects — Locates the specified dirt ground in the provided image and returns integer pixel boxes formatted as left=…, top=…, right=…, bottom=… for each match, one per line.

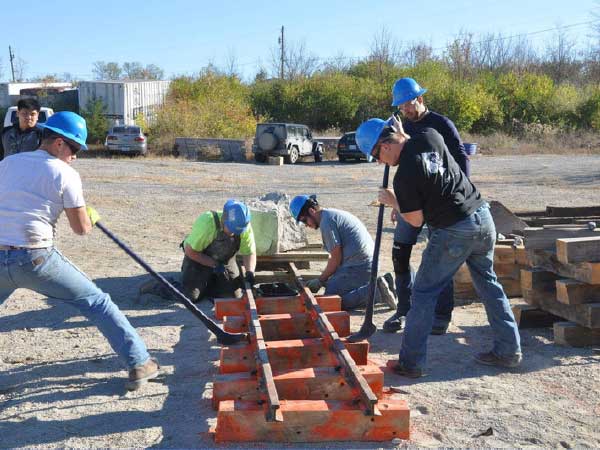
left=1, top=154, right=599, bottom=449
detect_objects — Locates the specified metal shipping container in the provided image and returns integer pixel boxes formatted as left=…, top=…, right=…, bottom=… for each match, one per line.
left=78, top=80, right=171, bottom=126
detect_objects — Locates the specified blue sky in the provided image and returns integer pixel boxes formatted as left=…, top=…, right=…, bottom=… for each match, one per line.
left=1, top=0, right=598, bottom=82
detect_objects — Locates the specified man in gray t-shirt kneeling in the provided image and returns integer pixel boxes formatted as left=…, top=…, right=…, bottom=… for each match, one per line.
left=290, top=194, right=397, bottom=311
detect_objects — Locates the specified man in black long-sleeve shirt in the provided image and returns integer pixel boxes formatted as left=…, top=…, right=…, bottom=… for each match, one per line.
left=384, top=77, right=470, bottom=335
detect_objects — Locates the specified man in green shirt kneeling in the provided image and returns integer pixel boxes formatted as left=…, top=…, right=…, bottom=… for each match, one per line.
left=181, top=199, right=257, bottom=302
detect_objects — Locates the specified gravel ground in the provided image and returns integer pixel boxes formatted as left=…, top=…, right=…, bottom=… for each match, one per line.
left=1, top=154, right=599, bottom=448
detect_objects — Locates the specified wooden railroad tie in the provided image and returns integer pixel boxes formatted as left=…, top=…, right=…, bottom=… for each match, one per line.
left=210, top=262, right=410, bottom=443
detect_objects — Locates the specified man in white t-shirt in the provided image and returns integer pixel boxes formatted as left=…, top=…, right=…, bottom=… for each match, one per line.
left=0, top=111, right=159, bottom=391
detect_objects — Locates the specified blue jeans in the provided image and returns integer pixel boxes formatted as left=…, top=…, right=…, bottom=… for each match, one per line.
left=399, top=204, right=521, bottom=369
left=393, top=217, right=454, bottom=326
left=0, top=247, right=150, bottom=369
left=324, top=264, right=372, bottom=310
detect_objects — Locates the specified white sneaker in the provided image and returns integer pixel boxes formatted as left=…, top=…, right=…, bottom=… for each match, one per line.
left=377, top=276, right=397, bottom=310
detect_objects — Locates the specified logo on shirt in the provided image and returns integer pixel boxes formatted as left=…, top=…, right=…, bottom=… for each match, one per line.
left=424, top=152, right=445, bottom=176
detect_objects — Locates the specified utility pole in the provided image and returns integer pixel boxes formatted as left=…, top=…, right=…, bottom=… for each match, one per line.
left=278, top=26, right=285, bottom=79
left=8, top=45, right=16, bottom=82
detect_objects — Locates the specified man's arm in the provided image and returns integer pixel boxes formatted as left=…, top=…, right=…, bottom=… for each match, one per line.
left=242, top=253, right=256, bottom=273
left=64, top=207, right=92, bottom=235
left=439, top=116, right=469, bottom=176
left=184, top=243, right=218, bottom=268
left=319, top=245, right=343, bottom=282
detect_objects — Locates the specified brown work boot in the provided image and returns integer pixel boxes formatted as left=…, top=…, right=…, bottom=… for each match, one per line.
left=126, top=358, right=160, bottom=391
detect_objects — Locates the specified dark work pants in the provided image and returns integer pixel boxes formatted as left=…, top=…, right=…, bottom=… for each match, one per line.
left=181, top=255, right=240, bottom=302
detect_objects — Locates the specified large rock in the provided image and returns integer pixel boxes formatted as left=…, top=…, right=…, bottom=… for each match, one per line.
left=247, top=192, right=308, bottom=255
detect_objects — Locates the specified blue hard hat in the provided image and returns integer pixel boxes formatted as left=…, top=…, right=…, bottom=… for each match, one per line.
left=356, top=118, right=388, bottom=157
left=290, top=195, right=310, bottom=222
left=38, top=111, right=88, bottom=150
left=223, top=199, right=251, bottom=235
left=391, top=77, right=427, bottom=106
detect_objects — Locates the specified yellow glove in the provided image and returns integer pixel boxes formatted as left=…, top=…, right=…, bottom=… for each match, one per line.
left=86, top=206, right=101, bottom=226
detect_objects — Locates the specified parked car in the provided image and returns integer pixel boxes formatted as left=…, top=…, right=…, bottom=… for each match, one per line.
left=337, top=131, right=371, bottom=162
left=104, top=125, right=147, bottom=155
left=252, top=123, right=323, bottom=164
left=3, top=106, right=54, bottom=128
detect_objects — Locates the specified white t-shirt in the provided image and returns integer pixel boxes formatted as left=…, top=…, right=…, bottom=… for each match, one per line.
left=0, top=150, right=85, bottom=247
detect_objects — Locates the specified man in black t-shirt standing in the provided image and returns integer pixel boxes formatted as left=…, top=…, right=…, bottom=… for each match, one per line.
left=356, top=118, right=521, bottom=378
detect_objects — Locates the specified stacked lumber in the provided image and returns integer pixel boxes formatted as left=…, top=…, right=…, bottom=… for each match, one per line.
left=454, top=238, right=528, bottom=301
left=209, top=261, right=410, bottom=443
left=518, top=230, right=600, bottom=347
left=516, top=205, right=600, bottom=228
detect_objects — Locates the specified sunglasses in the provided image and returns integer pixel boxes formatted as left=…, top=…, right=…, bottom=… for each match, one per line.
left=62, top=138, right=81, bottom=154
left=371, top=144, right=382, bottom=160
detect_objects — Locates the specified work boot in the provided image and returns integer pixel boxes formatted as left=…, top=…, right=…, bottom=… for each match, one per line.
left=382, top=272, right=395, bottom=294
left=474, top=351, right=522, bottom=368
left=383, top=310, right=405, bottom=333
left=126, top=358, right=160, bottom=391
left=377, top=276, right=397, bottom=310
left=390, top=360, right=426, bottom=378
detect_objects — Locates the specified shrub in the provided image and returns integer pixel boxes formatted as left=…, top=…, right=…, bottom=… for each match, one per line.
left=576, top=87, right=600, bottom=131
left=80, top=98, right=110, bottom=144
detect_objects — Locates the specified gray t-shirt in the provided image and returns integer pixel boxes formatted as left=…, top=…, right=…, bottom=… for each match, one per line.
left=320, top=208, right=374, bottom=270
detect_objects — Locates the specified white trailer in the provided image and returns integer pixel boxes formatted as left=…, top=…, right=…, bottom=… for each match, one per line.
left=0, top=82, right=72, bottom=108
left=77, top=80, right=171, bottom=126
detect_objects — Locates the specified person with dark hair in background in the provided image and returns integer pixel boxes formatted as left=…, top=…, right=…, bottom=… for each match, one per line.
left=1, top=98, right=43, bottom=160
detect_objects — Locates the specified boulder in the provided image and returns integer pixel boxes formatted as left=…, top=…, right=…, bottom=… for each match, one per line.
left=247, top=192, right=308, bottom=255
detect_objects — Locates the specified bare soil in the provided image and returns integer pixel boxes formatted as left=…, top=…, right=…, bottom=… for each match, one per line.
left=1, top=154, right=599, bottom=449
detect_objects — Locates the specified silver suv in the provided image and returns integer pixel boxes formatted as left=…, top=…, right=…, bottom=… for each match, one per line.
left=252, top=123, right=323, bottom=164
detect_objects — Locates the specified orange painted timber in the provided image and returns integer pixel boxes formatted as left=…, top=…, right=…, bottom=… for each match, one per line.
left=215, top=295, right=342, bottom=320
left=219, top=338, right=369, bottom=373
left=223, top=311, right=350, bottom=340
left=212, top=364, right=384, bottom=407
left=214, top=399, right=410, bottom=442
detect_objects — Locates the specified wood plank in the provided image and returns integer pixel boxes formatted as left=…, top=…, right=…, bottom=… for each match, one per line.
left=213, top=364, right=384, bottom=407
left=519, top=290, right=600, bottom=328
left=515, top=245, right=528, bottom=266
left=556, top=279, right=600, bottom=305
left=254, top=271, right=320, bottom=284
left=520, top=268, right=560, bottom=291
left=257, top=252, right=330, bottom=262
left=215, top=294, right=342, bottom=319
left=553, top=321, right=600, bottom=347
left=527, top=249, right=600, bottom=285
left=546, top=205, right=600, bottom=217
left=214, top=399, right=410, bottom=443
left=219, top=338, right=369, bottom=373
left=556, top=236, right=600, bottom=264
left=223, top=311, right=350, bottom=340
left=512, top=304, right=562, bottom=328
left=494, top=245, right=517, bottom=264
left=523, top=227, right=600, bottom=251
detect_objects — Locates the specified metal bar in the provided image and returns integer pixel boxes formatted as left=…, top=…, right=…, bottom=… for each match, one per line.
left=287, top=263, right=379, bottom=416
left=240, top=266, right=283, bottom=423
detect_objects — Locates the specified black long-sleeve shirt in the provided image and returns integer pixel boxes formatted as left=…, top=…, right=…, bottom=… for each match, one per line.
left=403, top=110, right=470, bottom=177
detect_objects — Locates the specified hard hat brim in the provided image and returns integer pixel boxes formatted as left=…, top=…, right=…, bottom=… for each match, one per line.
left=38, top=123, right=89, bottom=150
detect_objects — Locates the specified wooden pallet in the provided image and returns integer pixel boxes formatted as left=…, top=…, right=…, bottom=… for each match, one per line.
left=210, top=262, right=410, bottom=443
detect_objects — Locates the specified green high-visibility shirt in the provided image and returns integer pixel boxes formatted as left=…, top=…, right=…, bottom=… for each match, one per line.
left=184, top=211, right=256, bottom=256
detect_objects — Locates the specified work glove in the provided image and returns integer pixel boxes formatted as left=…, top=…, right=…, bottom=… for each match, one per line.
left=213, top=263, right=226, bottom=274
left=245, top=271, right=256, bottom=286
left=86, top=206, right=101, bottom=226
left=306, top=278, right=323, bottom=293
